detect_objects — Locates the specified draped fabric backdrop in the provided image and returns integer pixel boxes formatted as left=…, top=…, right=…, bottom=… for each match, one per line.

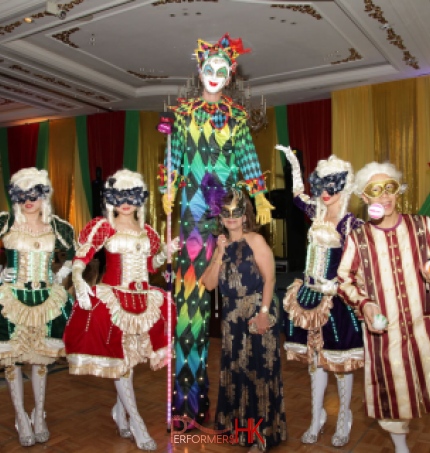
left=287, top=99, right=332, bottom=194
left=332, top=76, right=430, bottom=216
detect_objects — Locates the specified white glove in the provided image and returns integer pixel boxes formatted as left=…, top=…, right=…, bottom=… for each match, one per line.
left=307, top=277, right=338, bottom=296
left=153, top=237, right=180, bottom=269
left=54, top=260, right=72, bottom=285
left=0, top=267, right=16, bottom=284
left=275, top=144, right=305, bottom=194
left=72, top=260, right=94, bottom=310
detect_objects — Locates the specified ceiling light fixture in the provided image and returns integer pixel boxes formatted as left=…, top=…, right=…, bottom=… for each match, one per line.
left=45, top=0, right=67, bottom=20
left=24, top=17, right=34, bottom=24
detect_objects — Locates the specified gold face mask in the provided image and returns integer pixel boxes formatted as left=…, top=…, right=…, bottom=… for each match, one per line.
left=363, top=179, right=400, bottom=198
left=220, top=191, right=246, bottom=218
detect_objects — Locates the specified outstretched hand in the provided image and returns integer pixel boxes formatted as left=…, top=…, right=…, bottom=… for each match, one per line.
left=255, top=193, right=274, bottom=225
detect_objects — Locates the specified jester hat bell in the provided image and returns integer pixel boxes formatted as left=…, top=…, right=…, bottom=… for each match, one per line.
left=195, top=33, right=251, bottom=74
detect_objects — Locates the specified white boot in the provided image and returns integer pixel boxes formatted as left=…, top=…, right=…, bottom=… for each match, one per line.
left=332, top=373, right=353, bottom=447
left=301, top=365, right=328, bottom=444
left=112, top=395, right=132, bottom=439
left=30, top=364, right=50, bottom=443
left=390, top=433, right=410, bottom=453
left=115, top=372, right=157, bottom=451
left=5, top=365, right=35, bottom=447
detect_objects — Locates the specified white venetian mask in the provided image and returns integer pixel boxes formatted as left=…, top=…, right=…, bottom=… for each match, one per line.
left=200, top=57, right=231, bottom=94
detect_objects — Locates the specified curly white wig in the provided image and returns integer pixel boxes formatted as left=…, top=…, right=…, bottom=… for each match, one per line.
left=10, top=167, right=53, bottom=224
left=313, top=155, right=354, bottom=221
left=105, top=169, right=147, bottom=229
left=354, top=161, right=404, bottom=196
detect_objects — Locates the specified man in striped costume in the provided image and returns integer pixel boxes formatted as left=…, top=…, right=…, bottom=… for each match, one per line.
left=337, top=161, right=430, bottom=453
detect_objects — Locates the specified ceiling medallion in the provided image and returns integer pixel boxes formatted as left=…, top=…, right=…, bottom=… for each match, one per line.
left=364, top=0, right=419, bottom=69
left=331, top=48, right=363, bottom=65
left=271, top=5, right=323, bottom=20
left=127, top=70, right=169, bottom=80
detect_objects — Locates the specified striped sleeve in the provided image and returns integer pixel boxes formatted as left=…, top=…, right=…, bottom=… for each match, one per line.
left=337, top=232, right=372, bottom=315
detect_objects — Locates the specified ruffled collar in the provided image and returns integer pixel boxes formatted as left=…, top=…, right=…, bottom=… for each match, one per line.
left=171, top=95, right=248, bottom=130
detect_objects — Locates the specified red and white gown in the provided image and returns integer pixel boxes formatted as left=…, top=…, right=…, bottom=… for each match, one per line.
left=64, top=217, right=175, bottom=378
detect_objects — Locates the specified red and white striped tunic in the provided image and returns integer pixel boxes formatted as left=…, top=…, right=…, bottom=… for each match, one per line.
left=338, top=214, right=430, bottom=420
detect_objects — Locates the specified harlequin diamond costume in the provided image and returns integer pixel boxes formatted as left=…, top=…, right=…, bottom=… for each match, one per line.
left=64, top=169, right=177, bottom=451
left=159, top=33, right=273, bottom=426
left=0, top=168, right=75, bottom=447
left=277, top=147, right=364, bottom=447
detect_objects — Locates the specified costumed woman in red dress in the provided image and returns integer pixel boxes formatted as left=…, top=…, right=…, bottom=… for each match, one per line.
left=64, top=169, right=178, bottom=451
left=0, top=168, right=75, bottom=447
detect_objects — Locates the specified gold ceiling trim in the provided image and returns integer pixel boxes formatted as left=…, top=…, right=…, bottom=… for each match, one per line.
left=0, top=98, right=13, bottom=106
left=271, top=5, right=323, bottom=20
left=75, top=88, right=111, bottom=102
left=0, top=1, right=85, bottom=36
left=127, top=70, right=169, bottom=80
left=331, top=48, right=362, bottom=65
left=364, top=0, right=419, bottom=69
left=52, top=27, right=80, bottom=48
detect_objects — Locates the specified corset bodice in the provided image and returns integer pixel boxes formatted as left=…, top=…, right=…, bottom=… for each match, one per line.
left=102, top=230, right=151, bottom=287
left=2, top=225, right=55, bottom=286
left=305, top=220, right=342, bottom=281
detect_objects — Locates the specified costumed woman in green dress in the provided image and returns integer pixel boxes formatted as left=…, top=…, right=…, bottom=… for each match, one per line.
left=0, top=168, right=75, bottom=447
left=159, top=33, right=274, bottom=426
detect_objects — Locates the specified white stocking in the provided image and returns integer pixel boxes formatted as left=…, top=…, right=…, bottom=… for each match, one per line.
left=390, top=433, right=409, bottom=453
left=301, top=364, right=328, bottom=443
left=332, top=373, right=353, bottom=446
left=31, top=365, right=50, bottom=442
left=115, top=372, right=156, bottom=451
left=5, top=365, right=35, bottom=446
left=112, top=394, right=132, bottom=438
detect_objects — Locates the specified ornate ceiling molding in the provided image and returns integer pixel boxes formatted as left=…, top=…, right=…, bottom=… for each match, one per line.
left=270, top=4, right=322, bottom=20
left=127, top=70, right=169, bottom=80
left=52, top=27, right=80, bottom=48
left=364, top=0, right=419, bottom=69
left=0, top=1, right=85, bottom=36
left=9, top=64, right=72, bottom=89
left=331, top=48, right=362, bottom=65
left=151, top=0, right=217, bottom=5
left=0, top=98, right=13, bottom=106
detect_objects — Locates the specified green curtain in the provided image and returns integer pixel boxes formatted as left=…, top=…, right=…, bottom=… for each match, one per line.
left=75, top=116, right=93, bottom=215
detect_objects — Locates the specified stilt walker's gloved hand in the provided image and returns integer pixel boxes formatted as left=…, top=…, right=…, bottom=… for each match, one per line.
left=255, top=192, right=274, bottom=225
left=72, top=260, right=94, bottom=310
left=162, top=187, right=177, bottom=215
left=275, top=145, right=305, bottom=194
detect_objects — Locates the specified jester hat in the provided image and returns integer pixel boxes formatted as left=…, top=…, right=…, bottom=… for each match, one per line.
left=195, top=33, right=251, bottom=74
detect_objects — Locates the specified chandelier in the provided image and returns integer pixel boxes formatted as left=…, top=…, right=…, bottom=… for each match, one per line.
left=175, top=74, right=268, bottom=132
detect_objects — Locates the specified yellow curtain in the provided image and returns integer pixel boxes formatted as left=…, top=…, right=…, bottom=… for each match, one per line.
left=332, top=86, right=374, bottom=217
left=251, top=107, right=279, bottom=250
left=137, top=111, right=171, bottom=241
left=332, top=77, right=430, bottom=215
left=69, top=140, right=91, bottom=236
left=372, top=79, right=417, bottom=213
left=416, top=76, right=430, bottom=209
left=48, top=118, right=75, bottom=222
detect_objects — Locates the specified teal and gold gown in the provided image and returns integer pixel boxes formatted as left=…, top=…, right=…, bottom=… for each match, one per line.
left=0, top=213, right=75, bottom=366
left=160, top=95, right=267, bottom=425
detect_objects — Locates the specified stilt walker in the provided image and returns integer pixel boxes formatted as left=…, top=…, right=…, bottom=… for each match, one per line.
left=159, top=33, right=274, bottom=427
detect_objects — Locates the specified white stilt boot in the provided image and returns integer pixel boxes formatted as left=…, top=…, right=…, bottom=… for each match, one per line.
left=5, top=365, right=35, bottom=447
left=112, top=394, right=132, bottom=439
left=115, top=372, right=157, bottom=451
left=30, top=364, right=50, bottom=443
left=390, top=433, right=410, bottom=453
left=301, top=364, right=328, bottom=444
left=332, top=373, right=353, bottom=447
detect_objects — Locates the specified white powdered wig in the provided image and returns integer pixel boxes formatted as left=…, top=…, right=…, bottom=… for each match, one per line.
left=354, top=161, right=404, bottom=195
left=105, top=169, right=147, bottom=229
left=313, top=155, right=354, bottom=221
left=10, top=167, right=53, bottom=224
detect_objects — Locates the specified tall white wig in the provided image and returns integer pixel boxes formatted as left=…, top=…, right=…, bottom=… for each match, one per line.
left=104, top=169, right=147, bottom=229
left=9, top=167, right=53, bottom=224
left=312, top=155, right=354, bottom=221
left=354, top=161, right=405, bottom=196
